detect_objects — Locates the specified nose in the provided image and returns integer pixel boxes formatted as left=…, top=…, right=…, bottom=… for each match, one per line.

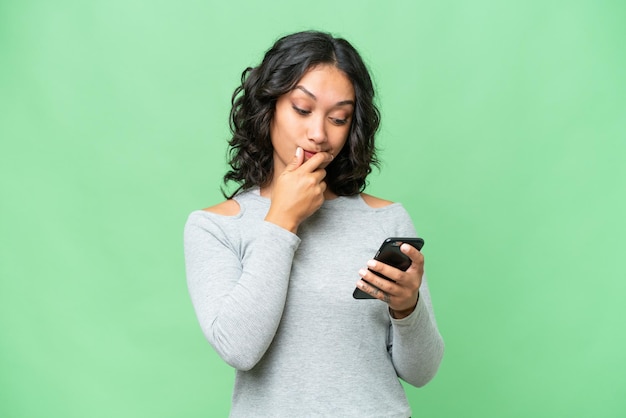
left=307, top=114, right=327, bottom=144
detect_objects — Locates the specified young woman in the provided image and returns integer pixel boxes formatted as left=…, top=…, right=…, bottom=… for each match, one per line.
left=184, top=30, right=444, bottom=417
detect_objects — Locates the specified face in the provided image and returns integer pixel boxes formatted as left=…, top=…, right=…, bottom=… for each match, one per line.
left=269, top=64, right=355, bottom=177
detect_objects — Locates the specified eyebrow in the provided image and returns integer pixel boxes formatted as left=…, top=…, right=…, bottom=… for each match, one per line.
left=295, top=85, right=355, bottom=107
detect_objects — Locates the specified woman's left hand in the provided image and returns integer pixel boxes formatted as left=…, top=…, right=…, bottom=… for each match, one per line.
left=356, top=243, right=424, bottom=319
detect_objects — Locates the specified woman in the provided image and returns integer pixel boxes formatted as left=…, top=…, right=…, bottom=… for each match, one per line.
left=184, top=31, right=444, bottom=417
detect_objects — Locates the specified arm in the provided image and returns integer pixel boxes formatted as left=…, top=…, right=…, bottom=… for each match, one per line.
left=388, top=209, right=444, bottom=386
left=185, top=150, right=330, bottom=370
left=184, top=213, right=300, bottom=371
left=361, top=254, right=444, bottom=386
left=387, top=209, right=444, bottom=386
left=357, top=205, right=444, bottom=386
left=388, top=274, right=444, bottom=387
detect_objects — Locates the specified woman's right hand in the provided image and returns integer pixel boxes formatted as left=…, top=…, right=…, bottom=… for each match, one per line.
left=264, top=147, right=334, bottom=233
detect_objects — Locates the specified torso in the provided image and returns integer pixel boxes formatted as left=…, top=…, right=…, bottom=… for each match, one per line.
left=187, top=189, right=418, bottom=417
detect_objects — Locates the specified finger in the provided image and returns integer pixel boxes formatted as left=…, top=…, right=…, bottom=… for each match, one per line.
left=400, top=243, right=425, bottom=269
left=365, top=259, right=404, bottom=283
left=309, top=168, right=327, bottom=184
left=356, top=278, right=393, bottom=303
left=285, top=147, right=305, bottom=172
left=298, top=151, right=333, bottom=172
left=358, top=268, right=399, bottom=296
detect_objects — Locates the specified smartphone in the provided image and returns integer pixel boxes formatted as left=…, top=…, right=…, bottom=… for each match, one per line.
left=353, top=237, right=425, bottom=299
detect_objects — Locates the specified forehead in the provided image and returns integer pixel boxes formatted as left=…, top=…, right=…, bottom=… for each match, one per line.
left=294, top=65, right=355, bottom=101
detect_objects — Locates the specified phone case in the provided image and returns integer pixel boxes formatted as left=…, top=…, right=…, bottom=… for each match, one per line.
left=353, top=237, right=425, bottom=299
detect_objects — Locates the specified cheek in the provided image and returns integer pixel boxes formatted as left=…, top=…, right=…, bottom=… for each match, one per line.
left=330, top=126, right=351, bottom=149
left=270, top=115, right=300, bottom=154
left=272, top=109, right=298, bottom=139
left=270, top=111, right=287, bottom=142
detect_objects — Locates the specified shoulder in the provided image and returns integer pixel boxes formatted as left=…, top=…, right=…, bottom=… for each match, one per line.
left=360, top=193, right=394, bottom=208
left=184, top=199, right=242, bottom=237
left=358, top=193, right=416, bottom=235
left=185, top=200, right=243, bottom=248
left=202, top=199, right=241, bottom=216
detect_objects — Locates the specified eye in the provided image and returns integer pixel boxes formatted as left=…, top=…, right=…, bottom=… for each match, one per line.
left=292, top=105, right=311, bottom=116
left=330, top=117, right=349, bottom=126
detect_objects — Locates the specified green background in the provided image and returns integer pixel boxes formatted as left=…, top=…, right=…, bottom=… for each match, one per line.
left=1, top=0, right=625, bottom=416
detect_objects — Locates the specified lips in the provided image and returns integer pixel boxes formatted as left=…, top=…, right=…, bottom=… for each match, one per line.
left=303, top=150, right=318, bottom=160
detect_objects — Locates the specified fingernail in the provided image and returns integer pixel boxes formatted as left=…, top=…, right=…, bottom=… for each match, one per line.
left=358, top=268, right=367, bottom=277
left=367, top=260, right=376, bottom=268
left=295, top=147, right=302, bottom=157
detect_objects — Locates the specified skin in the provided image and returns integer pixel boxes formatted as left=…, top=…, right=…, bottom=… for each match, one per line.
left=206, top=64, right=424, bottom=318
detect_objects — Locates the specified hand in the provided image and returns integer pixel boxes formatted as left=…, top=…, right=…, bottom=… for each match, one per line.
left=356, top=243, right=424, bottom=318
left=265, top=147, right=334, bottom=233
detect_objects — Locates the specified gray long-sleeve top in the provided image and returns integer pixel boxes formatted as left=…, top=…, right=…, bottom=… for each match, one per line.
left=184, top=190, right=444, bottom=417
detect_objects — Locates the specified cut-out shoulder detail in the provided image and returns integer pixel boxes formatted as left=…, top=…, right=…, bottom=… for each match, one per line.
left=360, top=193, right=394, bottom=208
left=202, top=199, right=241, bottom=216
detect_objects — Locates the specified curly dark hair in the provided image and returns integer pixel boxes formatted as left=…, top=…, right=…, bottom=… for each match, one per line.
left=222, top=30, right=381, bottom=198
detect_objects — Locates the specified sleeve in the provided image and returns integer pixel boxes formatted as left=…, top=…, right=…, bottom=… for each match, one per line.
left=184, top=211, right=301, bottom=371
left=386, top=206, right=445, bottom=387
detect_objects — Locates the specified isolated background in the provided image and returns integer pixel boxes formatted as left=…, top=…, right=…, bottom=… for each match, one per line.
left=1, top=0, right=625, bottom=417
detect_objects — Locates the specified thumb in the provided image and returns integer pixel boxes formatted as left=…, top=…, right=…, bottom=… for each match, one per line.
left=286, top=147, right=304, bottom=171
